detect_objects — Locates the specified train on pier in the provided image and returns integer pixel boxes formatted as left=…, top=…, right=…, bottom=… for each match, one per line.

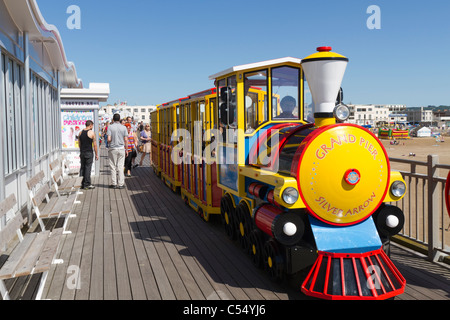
left=150, top=47, right=407, bottom=300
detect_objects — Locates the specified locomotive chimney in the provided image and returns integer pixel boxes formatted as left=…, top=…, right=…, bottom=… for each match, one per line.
left=302, top=47, right=348, bottom=127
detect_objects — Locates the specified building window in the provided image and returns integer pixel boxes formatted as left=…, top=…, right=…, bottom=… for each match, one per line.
left=30, top=72, right=58, bottom=160
left=2, top=54, right=27, bottom=174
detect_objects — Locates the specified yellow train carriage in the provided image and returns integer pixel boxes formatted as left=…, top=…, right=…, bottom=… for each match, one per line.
left=151, top=89, right=222, bottom=221
left=150, top=106, right=160, bottom=175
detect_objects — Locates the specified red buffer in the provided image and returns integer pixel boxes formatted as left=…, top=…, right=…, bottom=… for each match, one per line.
left=302, top=249, right=406, bottom=300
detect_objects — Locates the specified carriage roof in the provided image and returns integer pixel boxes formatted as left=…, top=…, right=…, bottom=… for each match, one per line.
left=208, top=57, right=302, bottom=80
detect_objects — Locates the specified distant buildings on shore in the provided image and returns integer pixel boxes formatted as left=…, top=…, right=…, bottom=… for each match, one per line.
left=100, top=104, right=157, bottom=123
left=347, top=104, right=450, bottom=129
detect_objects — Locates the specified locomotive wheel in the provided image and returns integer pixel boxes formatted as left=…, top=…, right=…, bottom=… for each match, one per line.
left=249, top=229, right=265, bottom=268
left=236, top=202, right=253, bottom=253
left=220, top=194, right=237, bottom=240
left=263, top=240, right=284, bottom=281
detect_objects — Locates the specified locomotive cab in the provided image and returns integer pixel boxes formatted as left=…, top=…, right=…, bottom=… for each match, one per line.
left=208, top=57, right=310, bottom=197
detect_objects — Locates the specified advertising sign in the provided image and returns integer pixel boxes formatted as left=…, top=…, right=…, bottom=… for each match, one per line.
left=61, top=109, right=95, bottom=149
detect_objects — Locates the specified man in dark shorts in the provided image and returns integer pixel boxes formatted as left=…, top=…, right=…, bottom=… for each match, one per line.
left=79, top=120, right=99, bottom=190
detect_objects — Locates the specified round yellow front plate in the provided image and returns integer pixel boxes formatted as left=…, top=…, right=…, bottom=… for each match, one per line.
left=297, top=124, right=390, bottom=225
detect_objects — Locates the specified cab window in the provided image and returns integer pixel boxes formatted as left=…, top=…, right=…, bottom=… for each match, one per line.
left=272, top=66, right=300, bottom=120
left=218, top=76, right=237, bottom=143
left=218, top=76, right=237, bottom=127
left=244, top=70, right=268, bottom=134
left=303, top=77, right=314, bottom=123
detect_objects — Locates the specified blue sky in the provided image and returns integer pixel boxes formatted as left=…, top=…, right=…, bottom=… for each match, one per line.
left=36, top=0, right=450, bottom=108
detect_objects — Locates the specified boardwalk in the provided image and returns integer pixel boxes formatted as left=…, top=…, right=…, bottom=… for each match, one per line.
left=42, top=148, right=302, bottom=301
left=3, top=147, right=450, bottom=301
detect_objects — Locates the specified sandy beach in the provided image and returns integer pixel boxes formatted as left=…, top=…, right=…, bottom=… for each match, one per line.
left=381, top=137, right=450, bottom=173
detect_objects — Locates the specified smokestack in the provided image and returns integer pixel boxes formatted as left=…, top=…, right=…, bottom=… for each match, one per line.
left=302, top=47, right=348, bottom=127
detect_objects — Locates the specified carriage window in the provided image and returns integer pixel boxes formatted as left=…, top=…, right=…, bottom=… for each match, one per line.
left=228, top=76, right=237, bottom=128
left=180, top=105, right=185, bottom=131
left=272, top=66, right=300, bottom=120
left=218, top=76, right=237, bottom=143
left=244, top=70, right=268, bottom=134
left=219, top=77, right=237, bottom=127
left=176, top=105, right=180, bottom=129
left=209, top=98, right=216, bottom=131
left=199, top=101, right=205, bottom=130
left=162, top=109, right=166, bottom=144
left=187, top=103, right=191, bottom=133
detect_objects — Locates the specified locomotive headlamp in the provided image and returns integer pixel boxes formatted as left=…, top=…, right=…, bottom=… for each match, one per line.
left=282, top=187, right=299, bottom=205
left=391, top=181, right=406, bottom=198
left=334, top=104, right=350, bottom=122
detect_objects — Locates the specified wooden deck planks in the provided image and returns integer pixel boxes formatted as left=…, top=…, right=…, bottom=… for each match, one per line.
left=89, top=168, right=105, bottom=300
left=390, top=245, right=450, bottom=300
left=28, top=146, right=448, bottom=301
left=129, top=164, right=302, bottom=301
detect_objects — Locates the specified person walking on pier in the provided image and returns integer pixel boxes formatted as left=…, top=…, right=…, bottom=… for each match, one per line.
left=139, top=124, right=152, bottom=166
left=79, top=120, right=99, bottom=190
left=124, top=123, right=138, bottom=177
left=107, top=113, right=129, bottom=189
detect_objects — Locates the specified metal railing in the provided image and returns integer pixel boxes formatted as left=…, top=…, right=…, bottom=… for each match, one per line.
left=390, top=155, right=450, bottom=262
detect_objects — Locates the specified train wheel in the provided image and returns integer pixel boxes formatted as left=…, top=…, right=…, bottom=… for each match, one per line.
left=221, top=194, right=237, bottom=240
left=249, top=229, right=265, bottom=268
left=236, top=202, right=253, bottom=253
left=202, top=209, right=210, bottom=222
left=263, top=240, right=284, bottom=281
left=198, top=208, right=205, bottom=221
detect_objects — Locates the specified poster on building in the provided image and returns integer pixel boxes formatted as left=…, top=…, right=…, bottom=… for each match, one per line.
left=61, top=110, right=95, bottom=149
left=63, top=151, right=95, bottom=176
